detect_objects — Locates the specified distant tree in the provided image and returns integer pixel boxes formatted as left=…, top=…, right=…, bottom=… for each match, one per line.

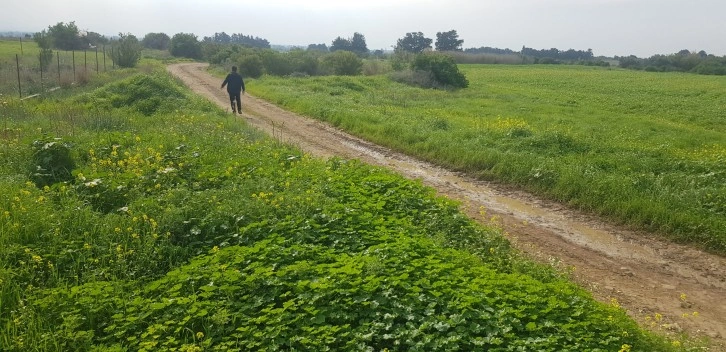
left=213, top=32, right=232, bottom=44
left=395, top=32, right=432, bottom=53
left=330, top=36, right=352, bottom=52
left=142, top=32, right=170, bottom=50
left=170, top=33, right=202, bottom=59
left=617, top=55, right=643, bottom=69
left=350, top=32, right=369, bottom=57
left=111, top=33, right=142, bottom=68
left=47, top=21, right=85, bottom=50
left=435, top=30, right=463, bottom=52
left=465, top=46, right=517, bottom=55
left=322, top=50, right=363, bottom=75
left=230, top=33, right=270, bottom=48
left=204, top=33, right=270, bottom=48
left=520, top=46, right=593, bottom=62
left=330, top=33, right=368, bottom=57
left=83, top=31, right=108, bottom=47
left=33, top=31, right=52, bottom=50
left=307, top=43, right=328, bottom=52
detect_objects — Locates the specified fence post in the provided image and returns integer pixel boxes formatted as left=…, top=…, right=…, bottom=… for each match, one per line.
left=57, top=51, right=61, bottom=87
left=72, top=50, right=76, bottom=82
left=16, top=54, right=22, bottom=98
left=19, top=36, right=23, bottom=54
left=95, top=47, right=99, bottom=73
left=111, top=47, right=115, bottom=69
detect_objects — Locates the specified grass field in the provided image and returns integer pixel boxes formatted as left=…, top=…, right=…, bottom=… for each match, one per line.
left=248, top=65, right=726, bottom=254
left=0, top=65, right=684, bottom=350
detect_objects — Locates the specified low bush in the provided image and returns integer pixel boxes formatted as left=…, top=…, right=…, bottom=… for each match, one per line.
left=28, top=137, right=76, bottom=188
left=411, top=52, right=469, bottom=89
left=111, top=33, right=142, bottom=68
left=321, top=50, right=363, bottom=76
left=389, top=69, right=445, bottom=90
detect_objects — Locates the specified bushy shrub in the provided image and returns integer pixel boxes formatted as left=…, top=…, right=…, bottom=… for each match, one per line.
left=287, top=49, right=322, bottom=76
left=260, top=49, right=294, bottom=76
left=111, top=33, right=142, bottom=68
left=362, top=59, right=391, bottom=76
left=691, top=58, right=726, bottom=75
left=411, top=52, right=469, bottom=88
left=202, top=42, right=229, bottom=64
left=29, top=137, right=75, bottom=188
left=169, top=33, right=202, bottom=59
left=236, top=53, right=264, bottom=79
left=389, top=70, right=443, bottom=89
left=391, top=50, right=415, bottom=71
left=322, top=50, right=363, bottom=76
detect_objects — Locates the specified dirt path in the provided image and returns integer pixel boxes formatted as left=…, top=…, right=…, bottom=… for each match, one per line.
left=168, top=63, right=726, bottom=350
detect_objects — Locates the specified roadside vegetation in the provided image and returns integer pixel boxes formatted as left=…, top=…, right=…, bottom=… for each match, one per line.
left=247, top=64, right=726, bottom=255
left=1, top=21, right=722, bottom=351
left=0, top=64, right=683, bottom=350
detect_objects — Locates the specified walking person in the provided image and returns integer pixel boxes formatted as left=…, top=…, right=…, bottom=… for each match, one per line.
left=221, top=66, right=245, bottom=114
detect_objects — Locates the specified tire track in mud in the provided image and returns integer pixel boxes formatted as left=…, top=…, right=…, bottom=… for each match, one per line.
left=168, top=63, right=726, bottom=350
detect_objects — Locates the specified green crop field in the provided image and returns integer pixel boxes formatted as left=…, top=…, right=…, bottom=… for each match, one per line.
left=248, top=65, right=726, bottom=254
left=0, top=66, right=684, bottom=350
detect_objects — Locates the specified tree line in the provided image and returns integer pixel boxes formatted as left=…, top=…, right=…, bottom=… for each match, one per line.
left=202, top=32, right=270, bottom=49
left=617, top=50, right=726, bottom=75
left=28, top=22, right=726, bottom=79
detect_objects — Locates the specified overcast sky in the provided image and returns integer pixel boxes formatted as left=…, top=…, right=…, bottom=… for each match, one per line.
left=2, top=0, right=725, bottom=57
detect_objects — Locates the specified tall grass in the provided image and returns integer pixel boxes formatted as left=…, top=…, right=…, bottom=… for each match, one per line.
left=248, top=65, right=726, bottom=254
left=447, top=51, right=532, bottom=65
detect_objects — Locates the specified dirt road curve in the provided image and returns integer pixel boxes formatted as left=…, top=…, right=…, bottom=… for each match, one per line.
left=168, top=63, right=726, bottom=349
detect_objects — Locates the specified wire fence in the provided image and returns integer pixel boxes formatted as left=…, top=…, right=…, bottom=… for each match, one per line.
left=1, top=38, right=117, bottom=99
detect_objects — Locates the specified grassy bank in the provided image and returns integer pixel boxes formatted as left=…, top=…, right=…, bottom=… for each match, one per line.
left=0, top=69, right=680, bottom=350
left=247, top=65, right=726, bottom=254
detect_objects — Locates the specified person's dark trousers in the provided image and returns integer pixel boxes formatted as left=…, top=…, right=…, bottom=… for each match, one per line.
left=229, top=92, right=242, bottom=113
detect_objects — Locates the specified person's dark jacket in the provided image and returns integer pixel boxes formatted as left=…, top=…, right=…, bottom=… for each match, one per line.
left=222, top=72, right=245, bottom=93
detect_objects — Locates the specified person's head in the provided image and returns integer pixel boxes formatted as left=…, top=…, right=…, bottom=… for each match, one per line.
left=231, top=66, right=237, bottom=72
